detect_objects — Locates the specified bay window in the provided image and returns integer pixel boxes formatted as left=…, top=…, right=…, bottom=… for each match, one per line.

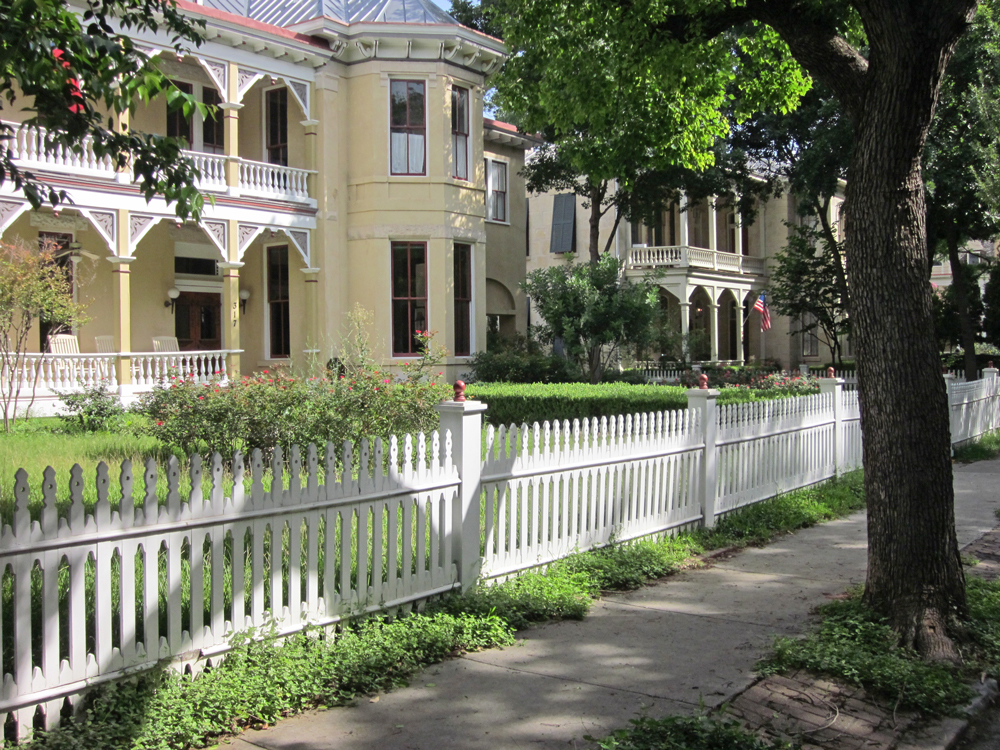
left=390, top=81, right=426, bottom=175
left=392, top=242, right=427, bottom=356
left=452, top=86, right=469, bottom=180
left=454, top=243, right=472, bottom=356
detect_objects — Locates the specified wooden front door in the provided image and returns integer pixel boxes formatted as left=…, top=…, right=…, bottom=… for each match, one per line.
left=175, top=292, right=221, bottom=351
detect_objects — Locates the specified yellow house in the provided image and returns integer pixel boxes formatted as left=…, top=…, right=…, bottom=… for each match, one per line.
left=1, top=0, right=535, bottom=414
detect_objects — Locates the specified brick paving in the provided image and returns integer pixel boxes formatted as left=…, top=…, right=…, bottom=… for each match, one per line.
left=725, top=525, right=1000, bottom=750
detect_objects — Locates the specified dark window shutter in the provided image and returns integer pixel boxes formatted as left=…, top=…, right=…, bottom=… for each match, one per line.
left=550, top=193, right=576, bottom=254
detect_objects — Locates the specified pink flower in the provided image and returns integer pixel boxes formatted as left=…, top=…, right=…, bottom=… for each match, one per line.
left=156, top=421, right=164, bottom=426
left=384, top=379, right=390, bottom=384
left=262, top=369, right=269, bottom=374
left=198, top=396, right=204, bottom=400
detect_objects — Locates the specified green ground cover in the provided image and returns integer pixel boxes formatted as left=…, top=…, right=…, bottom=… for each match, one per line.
left=759, top=577, right=1000, bottom=716
left=953, top=428, right=1000, bottom=463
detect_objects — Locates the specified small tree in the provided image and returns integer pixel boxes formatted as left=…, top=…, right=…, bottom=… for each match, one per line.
left=0, top=240, right=87, bottom=431
left=523, top=254, right=657, bottom=383
left=933, top=264, right=985, bottom=352
left=769, top=223, right=851, bottom=367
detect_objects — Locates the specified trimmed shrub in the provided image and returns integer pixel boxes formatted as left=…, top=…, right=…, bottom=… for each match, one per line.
left=465, top=382, right=789, bottom=427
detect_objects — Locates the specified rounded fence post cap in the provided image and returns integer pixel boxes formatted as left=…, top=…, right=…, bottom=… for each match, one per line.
left=453, top=380, right=466, bottom=402
left=697, top=373, right=709, bottom=390
left=826, top=366, right=835, bottom=378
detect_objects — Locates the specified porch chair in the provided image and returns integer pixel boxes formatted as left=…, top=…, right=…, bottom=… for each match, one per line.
left=48, top=334, right=79, bottom=354
left=152, top=336, right=180, bottom=352
left=94, top=336, right=115, bottom=354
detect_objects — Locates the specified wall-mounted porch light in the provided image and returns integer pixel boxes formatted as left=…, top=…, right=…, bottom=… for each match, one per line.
left=164, top=287, right=180, bottom=313
left=239, top=288, right=251, bottom=314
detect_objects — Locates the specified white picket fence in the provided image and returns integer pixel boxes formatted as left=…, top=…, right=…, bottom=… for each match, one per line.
left=0, top=373, right=997, bottom=739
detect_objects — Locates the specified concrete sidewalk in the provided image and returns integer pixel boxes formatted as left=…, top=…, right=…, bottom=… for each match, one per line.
left=222, top=462, right=1000, bottom=750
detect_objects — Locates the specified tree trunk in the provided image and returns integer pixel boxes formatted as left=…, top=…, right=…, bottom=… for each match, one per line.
left=588, top=182, right=605, bottom=265
left=946, top=229, right=980, bottom=381
left=842, top=16, right=969, bottom=660
left=588, top=344, right=602, bottom=383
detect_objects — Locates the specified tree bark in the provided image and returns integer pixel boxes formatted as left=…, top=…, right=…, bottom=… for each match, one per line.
left=838, top=12, right=970, bottom=660
left=588, top=181, right=606, bottom=265
left=946, top=229, right=980, bottom=381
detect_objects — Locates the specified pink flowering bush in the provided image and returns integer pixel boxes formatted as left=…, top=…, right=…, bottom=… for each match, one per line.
left=137, top=330, right=450, bottom=461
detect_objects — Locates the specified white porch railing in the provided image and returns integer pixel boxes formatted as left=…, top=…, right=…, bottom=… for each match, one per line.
left=129, top=350, right=230, bottom=387
left=628, top=245, right=767, bottom=276
left=3, top=122, right=314, bottom=204
left=237, top=159, right=312, bottom=202
left=0, top=354, right=119, bottom=393
left=0, top=352, right=231, bottom=405
left=5, top=122, right=116, bottom=178
left=184, top=150, right=227, bottom=192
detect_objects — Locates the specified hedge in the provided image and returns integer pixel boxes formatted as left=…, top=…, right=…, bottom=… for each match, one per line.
left=464, top=383, right=786, bottom=427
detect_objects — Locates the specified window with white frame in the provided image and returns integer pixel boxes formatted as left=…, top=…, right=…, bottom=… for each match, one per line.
left=452, top=86, right=469, bottom=180
left=485, top=159, right=508, bottom=223
left=390, top=80, right=426, bottom=175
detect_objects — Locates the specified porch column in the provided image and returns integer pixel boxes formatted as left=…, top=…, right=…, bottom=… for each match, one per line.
left=733, top=205, right=743, bottom=256
left=709, top=301, right=720, bottom=363
left=115, top=110, right=131, bottom=184
left=219, top=259, right=243, bottom=380
left=679, top=194, right=690, bottom=246
left=301, top=267, right=321, bottom=357
left=707, top=196, right=718, bottom=254
left=734, top=293, right=744, bottom=365
left=107, top=255, right=135, bottom=390
left=302, top=118, right=320, bottom=199
left=679, top=300, right=691, bottom=361
left=225, top=219, right=242, bottom=377
left=222, top=61, right=242, bottom=196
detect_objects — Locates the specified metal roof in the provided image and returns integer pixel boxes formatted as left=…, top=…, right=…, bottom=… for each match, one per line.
left=202, top=0, right=459, bottom=27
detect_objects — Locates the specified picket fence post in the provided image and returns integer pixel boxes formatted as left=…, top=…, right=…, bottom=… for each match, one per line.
left=435, top=382, right=488, bottom=591
left=819, top=372, right=844, bottom=476
left=799, top=363, right=810, bottom=376
left=687, top=383, right=719, bottom=528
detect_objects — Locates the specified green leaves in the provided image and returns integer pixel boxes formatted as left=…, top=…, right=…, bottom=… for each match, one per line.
left=0, top=0, right=207, bottom=218
left=522, top=254, right=658, bottom=382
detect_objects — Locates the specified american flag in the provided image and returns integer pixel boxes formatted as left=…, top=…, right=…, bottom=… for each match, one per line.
left=753, top=292, right=771, bottom=331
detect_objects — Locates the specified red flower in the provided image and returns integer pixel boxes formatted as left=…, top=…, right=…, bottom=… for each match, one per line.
left=198, top=396, right=204, bottom=400
left=156, top=421, right=164, bottom=426
left=262, top=369, right=269, bottom=374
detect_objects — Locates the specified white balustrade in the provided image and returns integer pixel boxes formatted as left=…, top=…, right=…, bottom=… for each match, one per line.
left=238, top=159, right=313, bottom=202
left=0, top=353, right=118, bottom=394
left=627, top=245, right=767, bottom=276
left=184, top=150, right=227, bottom=191
left=5, top=121, right=116, bottom=177
left=129, top=350, right=229, bottom=388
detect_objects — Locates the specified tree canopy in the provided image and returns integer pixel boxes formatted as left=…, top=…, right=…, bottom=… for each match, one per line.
left=1, top=0, right=208, bottom=218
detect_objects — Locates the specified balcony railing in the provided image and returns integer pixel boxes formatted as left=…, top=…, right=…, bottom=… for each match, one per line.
left=3, top=122, right=314, bottom=204
left=628, top=245, right=767, bottom=276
